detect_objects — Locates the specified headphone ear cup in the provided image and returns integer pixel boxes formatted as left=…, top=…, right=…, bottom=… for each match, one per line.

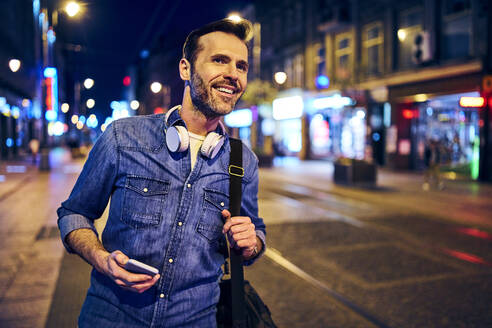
left=166, top=125, right=190, bottom=152
left=201, top=132, right=224, bottom=159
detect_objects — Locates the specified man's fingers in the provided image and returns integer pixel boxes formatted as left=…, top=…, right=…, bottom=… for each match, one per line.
left=115, top=274, right=160, bottom=293
left=230, top=222, right=255, bottom=234
left=111, top=250, right=129, bottom=265
left=231, top=230, right=256, bottom=242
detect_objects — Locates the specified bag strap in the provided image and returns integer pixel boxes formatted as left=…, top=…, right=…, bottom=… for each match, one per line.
left=228, top=137, right=247, bottom=327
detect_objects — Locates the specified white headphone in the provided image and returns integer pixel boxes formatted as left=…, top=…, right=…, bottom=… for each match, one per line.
left=164, top=106, right=225, bottom=159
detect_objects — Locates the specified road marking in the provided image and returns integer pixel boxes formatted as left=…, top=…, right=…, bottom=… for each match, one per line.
left=265, top=248, right=392, bottom=328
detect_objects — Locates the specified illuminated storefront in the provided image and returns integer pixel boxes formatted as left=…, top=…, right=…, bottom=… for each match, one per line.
left=271, top=94, right=304, bottom=156
left=306, top=94, right=366, bottom=160
left=413, top=92, right=481, bottom=179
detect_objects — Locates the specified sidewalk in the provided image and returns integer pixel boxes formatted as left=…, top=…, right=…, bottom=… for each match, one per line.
left=0, top=150, right=491, bottom=327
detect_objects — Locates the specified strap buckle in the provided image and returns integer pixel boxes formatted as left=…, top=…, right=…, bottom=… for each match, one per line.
left=228, top=165, right=244, bottom=177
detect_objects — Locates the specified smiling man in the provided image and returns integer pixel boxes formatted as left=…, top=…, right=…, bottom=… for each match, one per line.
left=57, top=18, right=266, bottom=327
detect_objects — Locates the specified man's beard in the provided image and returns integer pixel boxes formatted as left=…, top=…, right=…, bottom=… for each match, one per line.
left=189, top=69, right=240, bottom=119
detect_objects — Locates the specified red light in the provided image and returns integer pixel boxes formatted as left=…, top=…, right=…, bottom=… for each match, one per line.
left=154, top=107, right=164, bottom=114
left=123, top=76, right=131, bottom=86
left=402, top=109, right=414, bottom=119
left=459, top=96, right=484, bottom=107
left=441, top=248, right=491, bottom=266
left=45, top=77, right=53, bottom=110
left=455, top=227, right=492, bottom=241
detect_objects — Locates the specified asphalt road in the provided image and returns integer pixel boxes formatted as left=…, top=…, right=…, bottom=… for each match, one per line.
left=244, top=172, right=492, bottom=328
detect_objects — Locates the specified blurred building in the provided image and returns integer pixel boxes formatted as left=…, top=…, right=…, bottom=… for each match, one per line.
left=253, top=0, right=491, bottom=181
left=0, top=0, right=40, bottom=160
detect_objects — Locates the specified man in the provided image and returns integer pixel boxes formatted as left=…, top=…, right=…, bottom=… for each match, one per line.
left=57, top=18, right=266, bottom=327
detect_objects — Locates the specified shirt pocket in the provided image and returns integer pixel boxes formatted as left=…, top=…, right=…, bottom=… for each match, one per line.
left=121, top=175, right=170, bottom=228
left=196, top=188, right=229, bottom=243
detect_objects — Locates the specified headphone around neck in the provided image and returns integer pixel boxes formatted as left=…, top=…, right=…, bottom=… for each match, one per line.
left=164, top=106, right=225, bottom=159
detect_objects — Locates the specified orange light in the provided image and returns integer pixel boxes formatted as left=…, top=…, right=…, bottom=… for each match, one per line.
left=402, top=109, right=414, bottom=119
left=459, top=96, right=484, bottom=107
left=154, top=107, right=164, bottom=114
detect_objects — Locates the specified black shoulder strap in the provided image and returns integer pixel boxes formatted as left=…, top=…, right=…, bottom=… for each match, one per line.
left=228, top=138, right=246, bottom=327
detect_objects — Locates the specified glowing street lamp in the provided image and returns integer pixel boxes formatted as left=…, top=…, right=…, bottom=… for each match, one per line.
left=86, top=98, right=95, bottom=109
left=84, top=78, right=94, bottom=89
left=151, top=82, right=162, bottom=93
left=274, top=72, right=287, bottom=85
left=227, top=13, right=242, bottom=22
left=61, top=103, right=69, bottom=113
left=9, top=59, right=21, bottom=72
left=65, top=1, right=81, bottom=17
left=130, top=100, right=140, bottom=110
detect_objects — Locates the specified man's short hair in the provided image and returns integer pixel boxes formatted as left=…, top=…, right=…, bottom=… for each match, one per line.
left=183, top=18, right=253, bottom=67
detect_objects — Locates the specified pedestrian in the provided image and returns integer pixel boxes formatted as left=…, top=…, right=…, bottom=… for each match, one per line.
left=28, top=138, right=39, bottom=164
left=57, top=18, right=266, bottom=327
left=423, top=139, right=443, bottom=190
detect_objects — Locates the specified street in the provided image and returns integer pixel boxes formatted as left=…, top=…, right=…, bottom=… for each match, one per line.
left=1, top=150, right=491, bottom=327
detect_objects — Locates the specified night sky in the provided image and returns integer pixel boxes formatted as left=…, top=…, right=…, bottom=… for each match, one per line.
left=55, top=0, right=253, bottom=120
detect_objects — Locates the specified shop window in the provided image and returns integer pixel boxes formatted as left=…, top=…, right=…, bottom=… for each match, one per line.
left=362, top=22, right=384, bottom=77
left=335, top=32, right=353, bottom=83
left=397, top=7, right=423, bottom=70
left=441, top=0, right=472, bottom=60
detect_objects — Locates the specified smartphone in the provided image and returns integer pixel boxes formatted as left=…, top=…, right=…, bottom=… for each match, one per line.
left=124, top=259, right=159, bottom=276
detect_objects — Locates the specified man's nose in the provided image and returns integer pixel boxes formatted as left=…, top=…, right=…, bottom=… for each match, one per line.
left=223, top=63, right=239, bottom=81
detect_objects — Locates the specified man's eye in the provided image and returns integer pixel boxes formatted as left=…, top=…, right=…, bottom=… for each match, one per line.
left=213, top=58, right=225, bottom=64
left=237, top=65, right=248, bottom=72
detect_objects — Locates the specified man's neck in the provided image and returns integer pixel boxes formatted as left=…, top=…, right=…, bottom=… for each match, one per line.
left=181, top=88, right=220, bottom=136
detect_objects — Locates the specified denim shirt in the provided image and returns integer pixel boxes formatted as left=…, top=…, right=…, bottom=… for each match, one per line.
left=57, top=110, right=266, bottom=328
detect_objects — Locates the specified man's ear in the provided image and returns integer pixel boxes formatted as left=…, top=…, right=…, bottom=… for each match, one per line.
left=179, top=58, right=191, bottom=81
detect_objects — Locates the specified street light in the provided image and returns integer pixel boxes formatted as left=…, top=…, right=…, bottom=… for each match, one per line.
left=130, top=100, right=140, bottom=110
left=65, top=1, right=81, bottom=17
left=86, top=98, right=95, bottom=109
left=84, top=78, right=94, bottom=89
left=274, top=72, right=287, bottom=85
left=151, top=82, right=162, bottom=93
left=8, top=59, right=21, bottom=72
left=61, top=103, right=69, bottom=113
left=227, top=13, right=242, bottom=22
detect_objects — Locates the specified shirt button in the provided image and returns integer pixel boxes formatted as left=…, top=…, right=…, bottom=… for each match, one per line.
left=143, top=188, right=148, bottom=193
left=178, top=222, right=183, bottom=226
left=220, top=202, right=225, bottom=207
left=159, top=293, right=165, bottom=298
left=168, top=258, right=174, bottom=263
left=187, top=183, right=191, bottom=188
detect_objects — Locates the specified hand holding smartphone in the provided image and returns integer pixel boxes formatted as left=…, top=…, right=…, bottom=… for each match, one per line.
left=123, top=259, right=159, bottom=276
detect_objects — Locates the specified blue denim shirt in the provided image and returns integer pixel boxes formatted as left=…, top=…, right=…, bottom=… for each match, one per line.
left=57, top=110, right=266, bottom=328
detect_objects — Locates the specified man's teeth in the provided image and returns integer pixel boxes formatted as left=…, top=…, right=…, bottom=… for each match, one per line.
left=216, top=87, right=233, bottom=94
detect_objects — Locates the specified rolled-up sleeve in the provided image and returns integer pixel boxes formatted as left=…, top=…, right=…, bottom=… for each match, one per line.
left=57, top=122, right=119, bottom=252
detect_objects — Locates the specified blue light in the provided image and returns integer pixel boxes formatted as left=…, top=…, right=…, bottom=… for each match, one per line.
left=110, top=101, right=121, bottom=110
left=43, top=67, right=56, bottom=78
left=6, top=138, right=13, bottom=148
left=78, top=115, right=86, bottom=124
left=315, top=75, right=330, bottom=89
left=372, top=132, right=380, bottom=142
left=45, top=110, right=57, bottom=121
left=140, top=50, right=150, bottom=59
left=47, top=28, right=56, bottom=44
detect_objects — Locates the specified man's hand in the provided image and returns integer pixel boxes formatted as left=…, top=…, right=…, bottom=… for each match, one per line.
left=97, top=250, right=161, bottom=293
left=222, top=209, right=259, bottom=259
left=66, top=229, right=160, bottom=294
